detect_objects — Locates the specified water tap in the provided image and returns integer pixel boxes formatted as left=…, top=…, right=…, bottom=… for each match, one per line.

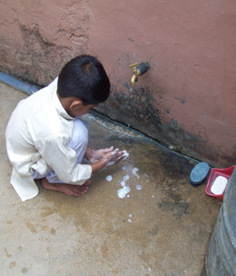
left=129, top=62, right=150, bottom=87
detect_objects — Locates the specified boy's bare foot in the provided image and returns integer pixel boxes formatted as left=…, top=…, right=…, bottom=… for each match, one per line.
left=41, top=177, right=91, bottom=197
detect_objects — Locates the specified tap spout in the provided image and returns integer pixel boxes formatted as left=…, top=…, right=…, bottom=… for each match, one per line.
left=129, top=62, right=150, bottom=87
left=131, top=70, right=139, bottom=86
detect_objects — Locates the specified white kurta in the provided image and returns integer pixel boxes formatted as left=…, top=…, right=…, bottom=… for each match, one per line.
left=5, top=78, right=92, bottom=201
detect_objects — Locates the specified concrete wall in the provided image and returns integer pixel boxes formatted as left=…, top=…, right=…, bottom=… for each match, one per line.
left=1, top=0, right=236, bottom=167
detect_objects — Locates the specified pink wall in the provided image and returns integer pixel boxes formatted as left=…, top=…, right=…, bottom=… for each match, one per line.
left=1, top=0, right=236, bottom=167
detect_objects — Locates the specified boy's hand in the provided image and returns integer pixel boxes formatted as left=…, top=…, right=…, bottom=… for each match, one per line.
left=102, top=148, right=125, bottom=167
left=90, top=148, right=125, bottom=174
left=89, top=146, right=114, bottom=163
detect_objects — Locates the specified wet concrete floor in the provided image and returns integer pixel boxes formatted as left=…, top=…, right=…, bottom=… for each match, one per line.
left=0, top=81, right=221, bottom=276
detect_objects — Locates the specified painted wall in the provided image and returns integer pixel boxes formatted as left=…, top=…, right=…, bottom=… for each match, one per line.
left=1, top=0, right=236, bottom=167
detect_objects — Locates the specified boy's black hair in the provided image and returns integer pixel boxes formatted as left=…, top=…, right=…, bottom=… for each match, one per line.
left=57, top=55, right=110, bottom=106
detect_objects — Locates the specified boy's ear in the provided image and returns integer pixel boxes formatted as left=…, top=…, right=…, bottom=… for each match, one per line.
left=69, top=98, right=83, bottom=110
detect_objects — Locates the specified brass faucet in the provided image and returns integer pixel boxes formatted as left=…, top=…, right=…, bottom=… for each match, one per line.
left=129, top=63, right=140, bottom=86
left=129, top=62, right=150, bottom=87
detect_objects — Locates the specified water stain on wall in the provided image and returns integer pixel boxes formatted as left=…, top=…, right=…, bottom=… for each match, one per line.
left=95, top=81, right=222, bottom=166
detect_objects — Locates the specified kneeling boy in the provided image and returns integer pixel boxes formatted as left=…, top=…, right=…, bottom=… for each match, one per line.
left=5, top=55, right=124, bottom=201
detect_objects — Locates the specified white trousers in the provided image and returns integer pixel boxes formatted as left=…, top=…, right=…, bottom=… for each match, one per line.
left=33, top=119, right=88, bottom=183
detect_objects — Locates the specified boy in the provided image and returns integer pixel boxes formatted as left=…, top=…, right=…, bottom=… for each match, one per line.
left=5, top=55, right=124, bottom=201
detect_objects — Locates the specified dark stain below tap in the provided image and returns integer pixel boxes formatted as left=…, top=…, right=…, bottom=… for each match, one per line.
left=95, top=81, right=234, bottom=167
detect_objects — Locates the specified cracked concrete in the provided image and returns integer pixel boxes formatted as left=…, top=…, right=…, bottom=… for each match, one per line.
left=0, top=81, right=221, bottom=276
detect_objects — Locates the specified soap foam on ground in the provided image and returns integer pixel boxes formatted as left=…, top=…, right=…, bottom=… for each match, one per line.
left=106, top=175, right=112, bottom=181
left=123, top=175, right=129, bottom=181
left=136, top=185, right=142, bottom=190
left=132, top=168, right=140, bottom=179
left=117, top=186, right=131, bottom=198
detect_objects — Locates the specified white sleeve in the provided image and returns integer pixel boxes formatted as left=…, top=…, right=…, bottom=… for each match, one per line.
left=35, top=133, right=92, bottom=185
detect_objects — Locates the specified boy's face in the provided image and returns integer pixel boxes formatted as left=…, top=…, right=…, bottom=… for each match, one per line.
left=69, top=102, right=98, bottom=117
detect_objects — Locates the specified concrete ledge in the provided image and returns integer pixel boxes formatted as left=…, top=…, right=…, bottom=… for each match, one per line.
left=0, top=72, right=39, bottom=95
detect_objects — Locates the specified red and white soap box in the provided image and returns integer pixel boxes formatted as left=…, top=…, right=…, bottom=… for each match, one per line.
left=205, top=165, right=235, bottom=200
